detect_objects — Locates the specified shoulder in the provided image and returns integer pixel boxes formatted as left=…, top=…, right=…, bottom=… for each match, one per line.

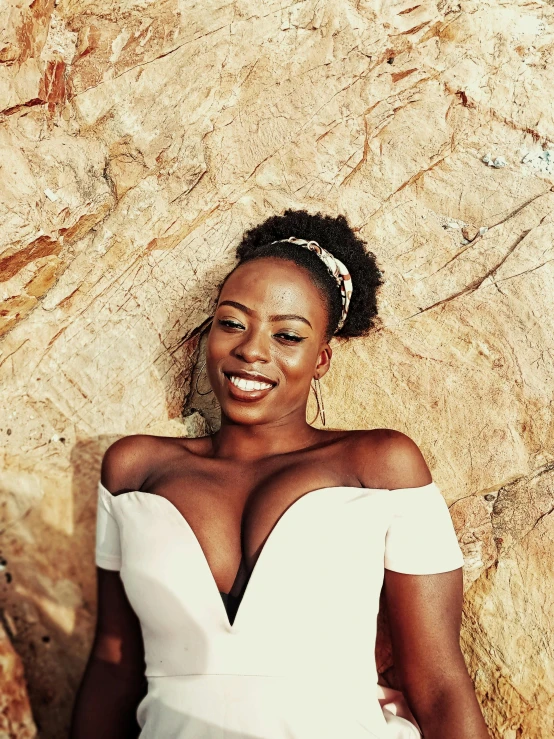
left=100, top=434, right=166, bottom=495
left=348, top=428, right=432, bottom=490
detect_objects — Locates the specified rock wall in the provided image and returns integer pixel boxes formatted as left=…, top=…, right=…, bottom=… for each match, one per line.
left=0, top=620, right=37, bottom=738
left=1, top=1, right=553, bottom=736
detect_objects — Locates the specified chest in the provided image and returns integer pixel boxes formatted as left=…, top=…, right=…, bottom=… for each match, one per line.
left=116, top=484, right=390, bottom=638
left=113, top=485, right=391, bottom=683
left=144, top=452, right=362, bottom=593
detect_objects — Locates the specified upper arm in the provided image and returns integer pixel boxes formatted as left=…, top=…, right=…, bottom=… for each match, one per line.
left=358, top=431, right=466, bottom=681
left=369, top=432, right=466, bottom=698
left=384, top=568, right=466, bottom=690
left=93, top=568, right=145, bottom=675
left=94, top=434, right=153, bottom=671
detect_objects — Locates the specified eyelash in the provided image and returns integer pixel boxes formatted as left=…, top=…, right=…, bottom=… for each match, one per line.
left=217, top=319, right=305, bottom=343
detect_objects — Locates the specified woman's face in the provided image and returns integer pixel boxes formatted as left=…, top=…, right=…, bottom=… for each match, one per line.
left=205, top=257, right=332, bottom=426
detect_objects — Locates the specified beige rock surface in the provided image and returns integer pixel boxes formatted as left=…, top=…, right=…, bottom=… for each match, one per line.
left=1, top=0, right=554, bottom=736
left=0, top=620, right=37, bottom=738
left=462, top=472, right=554, bottom=738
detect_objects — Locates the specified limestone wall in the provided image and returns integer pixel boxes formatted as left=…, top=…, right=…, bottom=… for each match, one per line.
left=1, top=1, right=553, bottom=736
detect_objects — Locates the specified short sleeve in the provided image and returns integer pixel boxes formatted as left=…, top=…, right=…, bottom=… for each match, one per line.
left=95, top=481, right=122, bottom=571
left=384, top=482, right=464, bottom=574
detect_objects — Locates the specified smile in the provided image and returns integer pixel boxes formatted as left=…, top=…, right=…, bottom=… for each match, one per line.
left=227, top=375, right=274, bottom=392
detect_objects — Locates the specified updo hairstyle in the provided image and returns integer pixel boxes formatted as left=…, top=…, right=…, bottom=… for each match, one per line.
left=231, top=209, right=383, bottom=340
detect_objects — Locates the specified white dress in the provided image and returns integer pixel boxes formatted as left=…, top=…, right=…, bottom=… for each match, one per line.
left=95, top=480, right=464, bottom=739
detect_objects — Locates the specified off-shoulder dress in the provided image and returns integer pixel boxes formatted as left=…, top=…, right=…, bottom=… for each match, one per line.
left=95, top=480, right=464, bottom=738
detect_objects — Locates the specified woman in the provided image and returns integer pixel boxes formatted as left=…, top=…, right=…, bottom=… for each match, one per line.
left=71, top=210, right=490, bottom=738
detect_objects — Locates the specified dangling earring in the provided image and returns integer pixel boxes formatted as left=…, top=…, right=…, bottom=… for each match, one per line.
left=194, top=360, right=213, bottom=396
left=312, top=377, right=326, bottom=426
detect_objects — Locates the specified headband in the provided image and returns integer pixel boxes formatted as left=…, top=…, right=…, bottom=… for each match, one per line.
left=270, top=236, right=353, bottom=332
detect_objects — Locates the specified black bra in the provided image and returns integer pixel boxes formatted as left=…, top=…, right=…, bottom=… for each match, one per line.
left=219, top=591, right=241, bottom=625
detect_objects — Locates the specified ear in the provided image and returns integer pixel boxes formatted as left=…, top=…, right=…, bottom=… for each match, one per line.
left=314, top=342, right=332, bottom=380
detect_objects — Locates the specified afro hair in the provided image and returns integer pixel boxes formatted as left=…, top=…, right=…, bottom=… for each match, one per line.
left=232, top=209, right=383, bottom=340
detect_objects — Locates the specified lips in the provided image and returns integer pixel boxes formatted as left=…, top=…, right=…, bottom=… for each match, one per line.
left=223, top=371, right=276, bottom=401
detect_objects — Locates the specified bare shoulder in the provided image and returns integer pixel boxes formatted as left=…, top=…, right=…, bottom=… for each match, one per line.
left=348, top=428, right=432, bottom=490
left=100, top=434, right=170, bottom=495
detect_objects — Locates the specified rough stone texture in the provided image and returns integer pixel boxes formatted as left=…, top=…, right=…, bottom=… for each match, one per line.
left=0, top=620, right=37, bottom=738
left=1, top=1, right=554, bottom=736
left=462, top=469, right=554, bottom=739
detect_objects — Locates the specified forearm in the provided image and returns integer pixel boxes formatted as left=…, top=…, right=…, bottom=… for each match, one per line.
left=70, top=657, right=146, bottom=739
left=405, top=674, right=490, bottom=739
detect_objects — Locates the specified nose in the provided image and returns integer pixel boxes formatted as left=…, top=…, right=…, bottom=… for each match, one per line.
left=233, top=326, right=270, bottom=364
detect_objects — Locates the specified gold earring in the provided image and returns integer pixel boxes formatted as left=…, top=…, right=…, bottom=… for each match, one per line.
left=194, top=360, right=213, bottom=396
left=312, top=377, right=326, bottom=426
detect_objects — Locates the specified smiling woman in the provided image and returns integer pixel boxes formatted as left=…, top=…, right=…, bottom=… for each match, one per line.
left=71, top=210, right=490, bottom=739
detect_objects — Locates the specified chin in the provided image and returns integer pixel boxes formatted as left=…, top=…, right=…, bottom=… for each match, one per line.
left=220, top=403, right=275, bottom=426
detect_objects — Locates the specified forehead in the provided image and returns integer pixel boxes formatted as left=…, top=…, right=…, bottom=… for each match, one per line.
left=219, top=257, right=327, bottom=323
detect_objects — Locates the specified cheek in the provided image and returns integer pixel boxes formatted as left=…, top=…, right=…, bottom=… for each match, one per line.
left=271, top=346, right=318, bottom=383
left=204, top=336, right=227, bottom=385
left=205, top=329, right=230, bottom=361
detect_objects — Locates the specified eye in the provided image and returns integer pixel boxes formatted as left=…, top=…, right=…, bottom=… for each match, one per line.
left=218, top=319, right=245, bottom=330
left=275, top=332, right=306, bottom=344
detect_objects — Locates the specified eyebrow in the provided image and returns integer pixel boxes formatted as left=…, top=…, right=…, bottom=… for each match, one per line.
left=218, top=301, right=312, bottom=328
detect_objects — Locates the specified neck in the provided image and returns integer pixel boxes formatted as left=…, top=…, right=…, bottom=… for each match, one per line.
left=211, top=410, right=320, bottom=461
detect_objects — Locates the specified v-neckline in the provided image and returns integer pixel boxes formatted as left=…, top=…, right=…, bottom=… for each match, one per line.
left=99, top=481, right=387, bottom=631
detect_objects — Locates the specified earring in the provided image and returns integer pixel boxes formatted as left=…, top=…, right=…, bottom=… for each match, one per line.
left=312, top=377, right=326, bottom=426
left=194, top=360, right=213, bottom=396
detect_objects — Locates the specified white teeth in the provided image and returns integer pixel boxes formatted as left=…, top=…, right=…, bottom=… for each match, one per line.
left=228, top=375, right=272, bottom=392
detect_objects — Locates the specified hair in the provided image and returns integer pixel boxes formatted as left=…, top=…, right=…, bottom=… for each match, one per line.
left=226, top=209, right=383, bottom=340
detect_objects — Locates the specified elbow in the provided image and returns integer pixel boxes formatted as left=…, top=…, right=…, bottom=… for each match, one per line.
left=398, top=655, right=473, bottom=721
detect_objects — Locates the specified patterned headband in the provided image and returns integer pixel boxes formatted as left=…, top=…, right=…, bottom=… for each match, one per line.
left=270, top=236, right=353, bottom=332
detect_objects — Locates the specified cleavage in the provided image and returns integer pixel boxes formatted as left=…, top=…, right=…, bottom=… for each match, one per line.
left=158, top=472, right=339, bottom=599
